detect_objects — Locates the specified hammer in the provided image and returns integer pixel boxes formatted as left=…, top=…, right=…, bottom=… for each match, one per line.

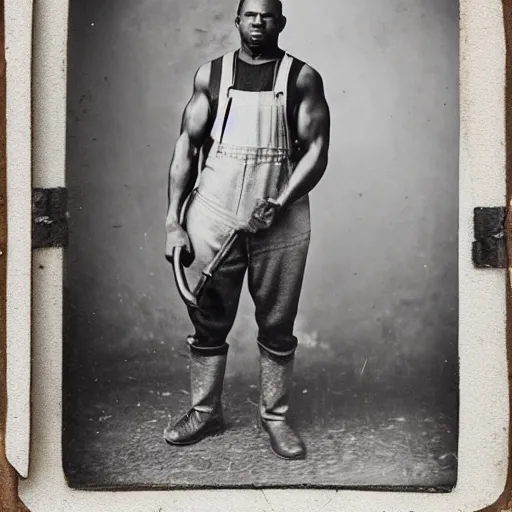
left=171, top=197, right=278, bottom=308
left=172, top=228, right=239, bottom=309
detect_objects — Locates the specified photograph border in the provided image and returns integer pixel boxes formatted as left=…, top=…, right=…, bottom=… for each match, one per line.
left=1, top=0, right=511, bottom=510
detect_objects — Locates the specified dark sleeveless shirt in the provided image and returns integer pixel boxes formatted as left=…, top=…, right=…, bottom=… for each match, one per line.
left=208, top=51, right=305, bottom=145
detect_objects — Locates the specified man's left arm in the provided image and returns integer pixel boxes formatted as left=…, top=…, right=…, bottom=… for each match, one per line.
left=276, top=65, right=331, bottom=209
left=245, top=65, right=330, bottom=233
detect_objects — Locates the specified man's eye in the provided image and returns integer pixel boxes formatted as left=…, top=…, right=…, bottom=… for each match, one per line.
left=244, top=13, right=275, bottom=20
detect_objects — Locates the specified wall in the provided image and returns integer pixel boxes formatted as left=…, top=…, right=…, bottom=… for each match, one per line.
left=64, top=0, right=459, bottom=384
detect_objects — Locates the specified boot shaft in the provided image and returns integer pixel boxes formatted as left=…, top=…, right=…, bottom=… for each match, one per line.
left=189, top=349, right=228, bottom=414
left=259, top=348, right=295, bottom=421
left=163, top=347, right=227, bottom=446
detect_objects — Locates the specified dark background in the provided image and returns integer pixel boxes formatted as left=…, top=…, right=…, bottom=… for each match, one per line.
left=63, top=0, right=459, bottom=489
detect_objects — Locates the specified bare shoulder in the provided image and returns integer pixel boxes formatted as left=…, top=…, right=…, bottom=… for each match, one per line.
left=193, top=61, right=211, bottom=93
left=296, top=63, right=325, bottom=96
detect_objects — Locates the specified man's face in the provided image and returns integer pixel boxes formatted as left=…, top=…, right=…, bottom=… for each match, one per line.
left=236, top=0, right=286, bottom=48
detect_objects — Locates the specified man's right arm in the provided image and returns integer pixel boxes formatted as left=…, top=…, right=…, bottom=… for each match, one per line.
left=165, top=63, right=211, bottom=257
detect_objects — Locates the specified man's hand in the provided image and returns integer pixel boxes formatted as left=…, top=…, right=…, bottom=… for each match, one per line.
left=165, top=223, right=193, bottom=266
left=245, top=198, right=281, bottom=233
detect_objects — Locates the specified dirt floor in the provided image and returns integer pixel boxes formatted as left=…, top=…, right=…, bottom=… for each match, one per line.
left=63, top=342, right=458, bottom=491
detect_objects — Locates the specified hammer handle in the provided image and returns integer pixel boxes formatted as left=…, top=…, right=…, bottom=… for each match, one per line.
left=172, top=246, right=198, bottom=308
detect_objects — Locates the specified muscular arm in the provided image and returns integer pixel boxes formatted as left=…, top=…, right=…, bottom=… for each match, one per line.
left=165, top=63, right=212, bottom=230
left=276, top=65, right=330, bottom=209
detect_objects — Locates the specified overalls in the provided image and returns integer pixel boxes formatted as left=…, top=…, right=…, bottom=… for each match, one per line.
left=183, top=51, right=311, bottom=358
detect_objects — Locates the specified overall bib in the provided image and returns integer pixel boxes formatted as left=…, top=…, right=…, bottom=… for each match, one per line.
left=183, top=51, right=310, bottom=358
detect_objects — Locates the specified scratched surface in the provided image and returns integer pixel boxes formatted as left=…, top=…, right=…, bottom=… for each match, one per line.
left=63, top=0, right=459, bottom=490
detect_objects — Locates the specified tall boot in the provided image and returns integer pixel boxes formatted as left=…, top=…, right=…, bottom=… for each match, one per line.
left=163, top=345, right=227, bottom=446
left=258, top=348, right=306, bottom=460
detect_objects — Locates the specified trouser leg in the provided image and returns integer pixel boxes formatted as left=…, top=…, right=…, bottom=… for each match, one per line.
left=248, top=232, right=310, bottom=460
left=183, top=194, right=248, bottom=352
left=186, top=234, right=248, bottom=352
left=165, top=209, right=248, bottom=445
left=248, top=232, right=310, bottom=356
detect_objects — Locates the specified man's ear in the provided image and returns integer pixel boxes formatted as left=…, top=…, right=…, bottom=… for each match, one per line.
left=279, top=15, right=287, bottom=32
left=235, top=15, right=241, bottom=29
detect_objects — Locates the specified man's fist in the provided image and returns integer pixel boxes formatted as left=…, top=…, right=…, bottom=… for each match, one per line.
left=165, top=223, right=193, bottom=266
left=245, top=198, right=281, bottom=234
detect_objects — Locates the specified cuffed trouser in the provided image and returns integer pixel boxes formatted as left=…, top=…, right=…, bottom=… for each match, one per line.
left=183, top=192, right=310, bottom=358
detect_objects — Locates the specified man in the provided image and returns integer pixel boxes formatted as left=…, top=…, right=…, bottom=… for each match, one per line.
left=164, top=0, right=330, bottom=460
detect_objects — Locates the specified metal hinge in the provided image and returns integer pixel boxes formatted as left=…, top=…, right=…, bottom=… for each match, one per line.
left=472, top=207, right=506, bottom=268
left=32, top=187, right=69, bottom=249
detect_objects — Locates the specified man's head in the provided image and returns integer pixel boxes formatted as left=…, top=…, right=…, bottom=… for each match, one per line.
left=235, top=0, right=286, bottom=50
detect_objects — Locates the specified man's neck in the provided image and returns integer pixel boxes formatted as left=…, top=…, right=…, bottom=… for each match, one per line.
left=239, top=43, right=284, bottom=64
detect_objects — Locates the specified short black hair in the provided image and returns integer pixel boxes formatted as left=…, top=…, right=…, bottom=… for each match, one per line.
left=236, top=0, right=283, bottom=16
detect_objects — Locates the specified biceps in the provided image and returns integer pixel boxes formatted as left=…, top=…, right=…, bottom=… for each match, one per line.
left=297, top=97, right=330, bottom=148
left=181, top=92, right=211, bottom=146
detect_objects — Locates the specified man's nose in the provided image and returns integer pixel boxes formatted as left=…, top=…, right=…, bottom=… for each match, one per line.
left=253, top=14, right=263, bottom=25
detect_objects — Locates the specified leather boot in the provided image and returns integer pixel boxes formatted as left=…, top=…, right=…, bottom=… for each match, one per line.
left=258, top=348, right=306, bottom=460
left=163, top=347, right=227, bottom=446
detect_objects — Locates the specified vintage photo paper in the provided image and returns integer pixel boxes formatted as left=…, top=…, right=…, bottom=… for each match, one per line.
left=3, top=0, right=509, bottom=510
left=62, top=0, right=459, bottom=490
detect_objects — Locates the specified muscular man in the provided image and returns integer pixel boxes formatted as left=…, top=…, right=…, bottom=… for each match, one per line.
left=164, top=0, right=330, bottom=460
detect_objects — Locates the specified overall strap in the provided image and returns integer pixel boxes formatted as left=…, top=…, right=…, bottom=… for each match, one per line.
left=273, top=53, right=293, bottom=96
left=219, top=50, right=237, bottom=98
left=273, top=53, right=294, bottom=150
left=218, top=50, right=238, bottom=145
